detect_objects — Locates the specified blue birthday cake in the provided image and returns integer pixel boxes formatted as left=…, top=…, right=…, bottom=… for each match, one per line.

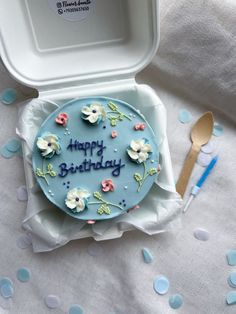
left=32, top=97, right=159, bottom=222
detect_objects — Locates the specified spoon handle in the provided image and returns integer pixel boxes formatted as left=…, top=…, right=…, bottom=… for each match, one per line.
left=176, top=144, right=200, bottom=198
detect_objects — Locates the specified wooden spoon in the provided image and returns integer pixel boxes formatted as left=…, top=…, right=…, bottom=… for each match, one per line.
left=176, top=112, right=214, bottom=198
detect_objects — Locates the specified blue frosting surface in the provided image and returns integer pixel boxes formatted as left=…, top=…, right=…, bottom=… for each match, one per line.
left=32, top=97, right=159, bottom=221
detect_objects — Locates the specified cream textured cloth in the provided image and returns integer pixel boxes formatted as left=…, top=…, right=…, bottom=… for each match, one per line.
left=0, top=0, right=235, bottom=313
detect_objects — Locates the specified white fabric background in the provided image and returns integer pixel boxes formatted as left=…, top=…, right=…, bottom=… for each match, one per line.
left=0, top=0, right=236, bottom=313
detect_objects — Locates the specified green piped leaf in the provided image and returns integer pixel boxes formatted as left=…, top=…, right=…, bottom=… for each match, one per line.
left=109, top=118, right=117, bottom=126
left=108, top=102, right=118, bottom=111
left=49, top=171, right=57, bottom=177
left=94, top=191, right=102, bottom=200
left=47, top=163, right=53, bottom=171
left=97, top=204, right=111, bottom=215
left=36, top=168, right=44, bottom=177
left=97, top=206, right=104, bottom=215
left=103, top=205, right=111, bottom=215
left=149, top=168, right=158, bottom=176
left=134, top=173, right=142, bottom=182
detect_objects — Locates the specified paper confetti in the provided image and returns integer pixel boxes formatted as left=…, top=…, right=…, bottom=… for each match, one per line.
left=0, top=284, right=14, bottom=299
left=197, top=152, right=211, bottom=167
left=226, top=291, right=236, bottom=305
left=45, top=295, right=61, bottom=309
left=0, top=278, right=14, bottom=300
left=0, top=146, right=14, bottom=159
left=0, top=278, right=13, bottom=288
left=178, top=110, right=193, bottom=124
left=193, top=228, right=210, bottom=241
left=169, top=294, right=183, bottom=309
left=142, top=248, right=153, bottom=264
left=87, top=242, right=104, bottom=257
left=213, top=123, right=223, bottom=137
left=17, top=186, right=28, bottom=202
left=5, top=139, right=21, bottom=153
left=153, top=276, right=169, bottom=295
left=0, top=138, right=22, bottom=159
left=16, top=234, right=32, bottom=249
left=69, top=304, right=84, bottom=314
left=201, top=142, right=215, bottom=154
left=16, top=268, right=31, bottom=282
left=228, top=273, right=236, bottom=288
left=0, top=297, right=13, bottom=310
left=0, top=88, right=17, bottom=105
left=226, top=250, right=236, bottom=266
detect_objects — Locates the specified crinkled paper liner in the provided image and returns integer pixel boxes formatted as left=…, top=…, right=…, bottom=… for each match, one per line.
left=16, top=97, right=182, bottom=252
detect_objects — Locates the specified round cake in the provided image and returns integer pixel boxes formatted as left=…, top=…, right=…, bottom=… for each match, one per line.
left=32, top=97, right=159, bottom=221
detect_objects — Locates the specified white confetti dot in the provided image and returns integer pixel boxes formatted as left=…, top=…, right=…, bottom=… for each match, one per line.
left=0, top=297, right=13, bottom=310
left=197, top=152, right=211, bottom=167
left=201, top=142, right=215, bottom=154
left=16, top=234, right=32, bottom=249
left=44, top=295, right=61, bottom=309
left=17, top=186, right=28, bottom=202
left=193, top=228, right=210, bottom=241
left=87, top=242, right=104, bottom=257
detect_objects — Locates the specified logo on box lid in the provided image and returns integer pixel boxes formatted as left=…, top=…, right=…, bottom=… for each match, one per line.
left=48, top=0, right=95, bottom=22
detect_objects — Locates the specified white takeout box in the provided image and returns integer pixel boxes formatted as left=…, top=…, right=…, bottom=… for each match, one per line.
left=0, top=0, right=181, bottom=252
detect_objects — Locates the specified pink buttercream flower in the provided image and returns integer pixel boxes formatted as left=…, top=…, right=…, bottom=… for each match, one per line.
left=134, top=123, right=145, bottom=131
left=101, top=179, right=115, bottom=192
left=111, top=131, right=118, bottom=138
left=55, top=113, right=68, bottom=127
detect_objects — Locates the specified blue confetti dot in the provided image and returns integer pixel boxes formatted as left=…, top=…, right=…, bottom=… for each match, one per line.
left=17, top=268, right=31, bottom=282
left=142, top=248, right=153, bottom=264
left=226, top=250, right=236, bottom=266
left=213, top=123, right=223, bottom=137
left=226, top=291, right=236, bottom=305
left=228, top=277, right=236, bottom=288
left=169, top=294, right=183, bottom=309
left=0, top=146, right=14, bottom=159
left=5, top=139, right=21, bottom=153
left=69, top=304, right=84, bottom=314
left=229, top=272, right=236, bottom=287
left=0, top=88, right=17, bottom=105
left=0, top=278, right=13, bottom=288
left=0, top=284, right=14, bottom=299
left=178, top=110, right=193, bottom=124
left=153, top=276, right=169, bottom=295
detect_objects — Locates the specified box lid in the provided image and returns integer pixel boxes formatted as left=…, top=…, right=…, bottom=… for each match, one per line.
left=0, top=0, right=159, bottom=90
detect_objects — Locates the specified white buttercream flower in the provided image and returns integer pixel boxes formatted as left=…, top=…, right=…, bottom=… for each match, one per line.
left=37, top=133, right=61, bottom=159
left=127, top=139, right=152, bottom=163
left=81, top=103, right=106, bottom=124
left=65, top=188, right=90, bottom=213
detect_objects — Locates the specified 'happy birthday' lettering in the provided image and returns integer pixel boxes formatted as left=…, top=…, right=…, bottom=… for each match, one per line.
left=58, top=156, right=125, bottom=177
left=61, top=138, right=125, bottom=177
left=67, top=139, right=106, bottom=157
